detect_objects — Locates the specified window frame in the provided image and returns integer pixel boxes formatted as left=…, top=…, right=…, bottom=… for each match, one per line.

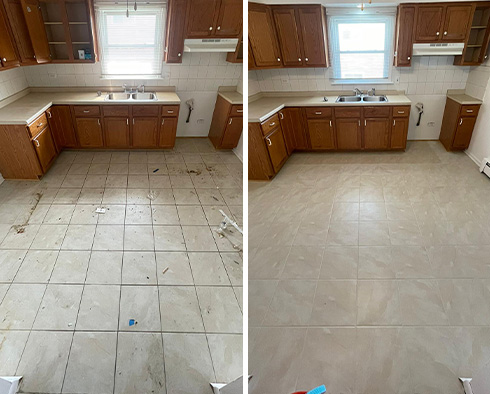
left=327, top=13, right=396, bottom=85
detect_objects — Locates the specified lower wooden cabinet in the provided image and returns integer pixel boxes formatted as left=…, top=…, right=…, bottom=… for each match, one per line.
left=131, top=117, right=158, bottom=148
left=75, top=118, right=103, bottom=148
left=307, top=119, right=335, bottom=149
left=159, top=117, right=178, bottom=148
left=364, top=118, right=390, bottom=149
left=32, top=126, right=57, bottom=172
left=336, top=118, right=362, bottom=150
left=279, top=108, right=308, bottom=152
left=220, top=117, right=243, bottom=148
left=439, top=97, right=481, bottom=151
left=264, top=126, right=288, bottom=173
left=47, top=106, right=78, bottom=149
left=104, top=117, right=130, bottom=148
left=208, top=95, right=243, bottom=149
left=391, top=117, right=410, bottom=149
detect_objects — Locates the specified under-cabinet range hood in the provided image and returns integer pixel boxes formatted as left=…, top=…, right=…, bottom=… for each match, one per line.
left=183, top=38, right=239, bottom=53
left=412, top=43, right=465, bottom=56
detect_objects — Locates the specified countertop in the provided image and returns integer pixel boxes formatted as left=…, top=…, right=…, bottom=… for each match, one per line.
left=447, top=93, right=483, bottom=105
left=0, top=91, right=181, bottom=125
left=248, top=93, right=412, bottom=123
left=218, top=90, right=243, bottom=105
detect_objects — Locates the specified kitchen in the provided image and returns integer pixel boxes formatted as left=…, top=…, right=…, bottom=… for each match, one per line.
left=0, top=0, right=243, bottom=393
left=248, top=1, right=490, bottom=394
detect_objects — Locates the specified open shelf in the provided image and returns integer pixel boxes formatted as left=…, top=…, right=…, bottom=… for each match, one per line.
left=459, top=5, right=490, bottom=64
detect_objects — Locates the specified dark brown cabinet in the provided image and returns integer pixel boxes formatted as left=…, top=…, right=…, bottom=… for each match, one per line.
left=439, top=97, right=481, bottom=151
left=278, top=108, right=308, bottom=153
left=394, top=5, right=415, bottom=67
left=186, top=0, right=241, bottom=38
left=214, top=0, right=242, bottom=37
left=297, top=6, right=328, bottom=67
left=165, top=0, right=187, bottom=63
left=304, top=108, right=335, bottom=150
left=248, top=3, right=282, bottom=68
left=159, top=117, right=178, bottom=148
left=47, top=105, right=77, bottom=149
left=3, top=0, right=36, bottom=64
left=414, top=5, right=445, bottom=41
left=335, top=118, right=361, bottom=150
left=208, top=95, right=243, bottom=149
left=75, top=118, right=103, bottom=147
left=104, top=118, right=129, bottom=148
left=0, top=2, right=20, bottom=68
left=20, top=0, right=51, bottom=63
left=272, top=7, right=302, bottom=67
left=131, top=118, right=158, bottom=148
left=264, top=126, right=288, bottom=173
left=391, top=117, right=410, bottom=149
left=363, top=118, right=390, bottom=150
left=32, top=125, right=57, bottom=172
left=443, top=5, right=474, bottom=41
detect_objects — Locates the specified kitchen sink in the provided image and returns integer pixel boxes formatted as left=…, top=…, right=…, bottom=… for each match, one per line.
left=362, top=95, right=388, bottom=102
left=336, top=95, right=362, bottom=102
left=105, top=92, right=131, bottom=101
left=132, top=92, right=158, bottom=101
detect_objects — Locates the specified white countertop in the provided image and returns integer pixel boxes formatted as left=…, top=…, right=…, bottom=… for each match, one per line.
left=248, top=93, right=412, bottom=123
left=0, top=91, right=181, bottom=125
left=218, top=90, right=243, bottom=105
left=447, top=94, right=482, bottom=105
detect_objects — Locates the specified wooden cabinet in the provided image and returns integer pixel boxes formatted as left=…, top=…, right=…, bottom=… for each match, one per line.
left=31, top=125, right=57, bottom=172
left=455, top=3, right=490, bottom=66
left=0, top=2, right=20, bottom=68
left=335, top=118, right=362, bottom=150
left=3, top=0, right=36, bottom=64
left=363, top=118, right=390, bottom=150
left=47, top=105, right=77, bottom=149
left=20, top=0, right=51, bottom=62
left=264, top=126, right=288, bottom=173
left=278, top=108, right=308, bottom=153
left=248, top=3, right=282, bottom=68
left=443, top=5, right=474, bottom=41
left=272, top=7, right=302, bottom=67
left=159, top=117, right=178, bottom=148
left=208, top=94, right=243, bottom=149
left=304, top=107, right=335, bottom=150
left=391, top=117, right=410, bottom=149
left=186, top=0, right=241, bottom=38
left=297, top=6, right=328, bottom=67
left=414, top=5, right=445, bottom=42
left=439, top=97, right=481, bottom=151
left=75, top=117, right=103, bottom=147
left=104, top=117, right=129, bottom=148
left=394, top=5, right=415, bottom=67
left=131, top=118, right=158, bottom=148
left=249, top=122, right=274, bottom=180
left=165, top=0, right=187, bottom=63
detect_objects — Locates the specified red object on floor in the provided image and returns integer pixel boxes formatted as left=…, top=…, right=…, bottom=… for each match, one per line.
left=291, top=392, right=307, bottom=394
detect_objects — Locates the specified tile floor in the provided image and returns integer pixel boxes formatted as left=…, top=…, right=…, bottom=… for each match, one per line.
left=0, top=138, right=243, bottom=394
left=249, top=141, right=490, bottom=394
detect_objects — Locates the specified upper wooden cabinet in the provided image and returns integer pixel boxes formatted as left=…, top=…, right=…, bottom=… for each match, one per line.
left=455, top=3, right=490, bottom=65
left=0, top=1, right=20, bottom=68
left=186, top=0, right=242, bottom=38
left=443, top=5, right=474, bottom=41
left=394, top=5, right=415, bottom=67
left=414, top=5, right=446, bottom=41
left=165, top=0, right=187, bottom=63
left=20, top=0, right=50, bottom=63
left=2, top=0, right=36, bottom=64
left=250, top=3, right=328, bottom=69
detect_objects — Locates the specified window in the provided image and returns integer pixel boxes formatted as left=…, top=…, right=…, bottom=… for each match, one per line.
left=96, top=4, right=165, bottom=78
left=328, top=14, right=395, bottom=83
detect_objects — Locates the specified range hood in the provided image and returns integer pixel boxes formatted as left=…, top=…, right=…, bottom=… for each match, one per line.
left=183, top=38, right=239, bottom=53
left=412, top=43, right=465, bottom=56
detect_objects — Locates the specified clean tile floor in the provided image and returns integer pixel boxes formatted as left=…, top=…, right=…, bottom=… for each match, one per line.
left=0, top=138, right=243, bottom=394
left=249, top=141, right=490, bottom=394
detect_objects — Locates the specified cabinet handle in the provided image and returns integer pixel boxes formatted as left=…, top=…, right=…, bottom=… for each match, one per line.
left=127, top=118, right=129, bottom=125
left=266, top=137, right=272, bottom=146
left=459, top=118, right=463, bottom=125
left=444, top=31, right=447, bottom=35
left=97, top=119, right=100, bottom=125
left=178, top=53, right=181, bottom=57
left=237, top=109, right=243, bottom=113
left=167, top=110, right=174, bottom=113
left=34, top=138, right=40, bottom=147
left=229, top=118, right=233, bottom=125
left=466, top=109, right=473, bottom=113
left=436, top=31, right=440, bottom=36
left=358, top=120, right=361, bottom=127
left=47, top=111, right=52, bottom=118
left=38, top=122, right=43, bottom=127
left=279, top=112, right=284, bottom=119
left=329, top=120, right=332, bottom=127
left=298, top=58, right=301, bottom=61
left=133, top=119, right=135, bottom=125
left=2, top=58, right=6, bottom=62
left=277, top=58, right=281, bottom=62
left=269, top=122, right=275, bottom=127
left=83, top=110, right=90, bottom=113
left=398, top=111, right=405, bottom=114
left=315, top=111, right=322, bottom=115
left=364, top=120, right=367, bottom=127
left=407, top=56, right=411, bottom=60
left=209, top=26, right=213, bottom=30
left=217, top=26, right=221, bottom=30
left=393, top=119, right=396, bottom=126
left=161, top=118, right=165, bottom=125
left=305, top=58, right=309, bottom=62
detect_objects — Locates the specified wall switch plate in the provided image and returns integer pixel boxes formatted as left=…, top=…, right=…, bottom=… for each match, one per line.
left=427, top=121, right=435, bottom=127
left=197, top=118, right=204, bottom=124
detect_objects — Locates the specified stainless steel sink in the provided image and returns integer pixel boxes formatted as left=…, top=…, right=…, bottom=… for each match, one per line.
left=105, top=92, right=131, bottom=101
left=362, top=95, right=388, bottom=102
left=336, top=96, right=362, bottom=102
left=132, top=92, right=158, bottom=101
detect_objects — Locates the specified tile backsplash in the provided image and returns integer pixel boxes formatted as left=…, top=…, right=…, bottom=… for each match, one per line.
left=466, top=63, right=490, bottom=100
left=23, top=52, right=241, bottom=92
left=249, top=56, right=469, bottom=96
left=0, top=68, right=29, bottom=101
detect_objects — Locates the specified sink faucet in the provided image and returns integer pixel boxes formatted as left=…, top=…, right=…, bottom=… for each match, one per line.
left=353, top=88, right=363, bottom=96
left=368, top=87, right=376, bottom=96
left=137, top=84, right=145, bottom=93
left=122, top=84, right=128, bottom=93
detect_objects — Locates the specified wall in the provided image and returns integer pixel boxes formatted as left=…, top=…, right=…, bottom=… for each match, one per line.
left=23, top=52, right=242, bottom=137
left=249, top=56, right=469, bottom=140
left=0, top=68, right=29, bottom=101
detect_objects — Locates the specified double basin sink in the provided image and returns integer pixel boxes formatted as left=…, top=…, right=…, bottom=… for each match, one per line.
left=336, top=95, right=388, bottom=103
left=105, top=92, right=158, bottom=101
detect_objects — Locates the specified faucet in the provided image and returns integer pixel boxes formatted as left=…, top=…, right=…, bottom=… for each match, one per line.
left=122, top=84, right=128, bottom=93
left=368, top=87, right=376, bottom=96
left=137, top=84, right=145, bottom=93
left=353, top=88, right=363, bottom=96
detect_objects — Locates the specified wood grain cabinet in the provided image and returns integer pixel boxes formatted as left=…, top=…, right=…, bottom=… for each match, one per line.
left=335, top=108, right=362, bottom=150
left=278, top=107, right=308, bottom=153
left=47, top=105, right=78, bottom=149
left=439, top=97, right=481, bottom=151
left=304, top=107, right=335, bottom=150
left=186, top=0, right=241, bottom=38
left=165, top=0, right=187, bottom=63
left=208, top=95, right=243, bottom=149
left=394, top=5, right=415, bottom=67
left=362, top=107, right=391, bottom=150
left=159, top=105, right=179, bottom=148
left=131, top=106, right=159, bottom=148
left=31, top=123, right=57, bottom=172
left=262, top=121, right=288, bottom=173
left=0, top=1, right=20, bottom=68
left=391, top=106, right=411, bottom=149
left=2, top=0, right=36, bottom=64
left=75, top=117, right=103, bottom=147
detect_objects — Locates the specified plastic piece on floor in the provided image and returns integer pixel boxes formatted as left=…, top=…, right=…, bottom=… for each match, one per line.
left=129, top=319, right=136, bottom=326
left=307, top=385, right=326, bottom=394
left=210, top=376, right=246, bottom=394
left=153, top=168, right=159, bottom=173
left=0, top=377, right=22, bottom=394
left=162, top=267, right=169, bottom=275
left=460, top=378, right=474, bottom=394
left=95, top=207, right=106, bottom=214
left=147, top=190, right=159, bottom=201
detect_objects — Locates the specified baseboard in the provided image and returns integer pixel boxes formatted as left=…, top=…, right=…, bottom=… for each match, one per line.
left=0, top=173, right=3, bottom=185
left=233, top=147, right=243, bottom=162
left=464, top=150, right=482, bottom=167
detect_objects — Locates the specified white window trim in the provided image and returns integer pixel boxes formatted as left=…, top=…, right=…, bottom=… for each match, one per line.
left=328, top=13, right=396, bottom=85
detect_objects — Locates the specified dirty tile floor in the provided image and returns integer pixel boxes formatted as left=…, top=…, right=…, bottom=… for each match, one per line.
left=249, top=141, right=490, bottom=394
left=0, top=138, right=243, bottom=394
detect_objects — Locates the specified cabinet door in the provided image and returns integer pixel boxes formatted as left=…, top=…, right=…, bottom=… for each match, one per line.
left=307, top=119, right=335, bottom=150
left=265, top=127, right=288, bottom=173
left=248, top=3, right=282, bottom=68
left=272, top=7, right=303, bottom=67
left=47, top=106, right=77, bottom=149
left=394, top=5, right=415, bottom=67
left=391, top=117, right=409, bottom=149
left=32, top=126, right=57, bottom=172
left=215, top=0, right=242, bottom=37
left=279, top=108, right=308, bottom=153
left=3, top=0, right=36, bottom=64
left=220, top=116, right=242, bottom=149
left=453, top=116, right=476, bottom=149
left=75, top=118, right=103, bottom=148
left=132, top=117, right=158, bottom=148
left=165, top=0, right=187, bottom=63
left=159, top=117, right=177, bottom=148
left=442, top=5, right=473, bottom=42
left=297, top=6, right=327, bottom=67
left=414, top=5, right=444, bottom=42
left=363, top=118, right=390, bottom=149
left=104, top=117, right=129, bottom=148
left=186, top=0, right=219, bottom=37
left=335, top=118, right=361, bottom=150
left=20, top=0, right=50, bottom=63
left=0, top=4, right=20, bottom=68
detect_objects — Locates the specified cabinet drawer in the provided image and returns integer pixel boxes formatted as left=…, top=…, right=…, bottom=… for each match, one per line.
left=363, top=106, right=390, bottom=118
left=161, top=105, right=179, bottom=117
left=334, top=107, right=361, bottom=118
left=461, top=105, right=480, bottom=117
left=28, top=112, right=48, bottom=137
left=103, top=106, right=129, bottom=117
left=392, top=106, right=411, bottom=117
left=305, top=107, right=332, bottom=119
left=261, top=113, right=280, bottom=135
left=230, top=105, right=243, bottom=116
left=132, top=105, right=159, bottom=117
left=74, top=106, right=100, bottom=117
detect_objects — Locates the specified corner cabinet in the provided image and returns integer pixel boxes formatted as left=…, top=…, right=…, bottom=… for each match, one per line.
left=208, top=94, right=243, bottom=149
left=186, top=0, right=242, bottom=38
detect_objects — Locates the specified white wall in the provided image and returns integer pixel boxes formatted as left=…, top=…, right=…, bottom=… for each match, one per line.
left=249, top=56, right=469, bottom=140
left=0, top=68, right=28, bottom=101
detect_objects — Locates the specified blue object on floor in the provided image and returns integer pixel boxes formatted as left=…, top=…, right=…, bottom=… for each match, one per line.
left=307, top=386, right=326, bottom=394
left=129, top=319, right=135, bottom=326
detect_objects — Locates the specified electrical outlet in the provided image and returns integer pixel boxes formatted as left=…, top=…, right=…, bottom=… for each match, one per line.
left=48, top=73, right=57, bottom=78
left=197, top=118, right=204, bottom=124
left=427, top=121, right=435, bottom=127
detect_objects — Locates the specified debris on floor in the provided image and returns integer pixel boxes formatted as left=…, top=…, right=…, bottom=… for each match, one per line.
left=162, top=267, right=169, bottom=275
left=129, top=319, right=137, bottom=326
left=0, top=376, right=22, bottom=394
left=95, top=207, right=106, bottom=214
left=210, top=376, right=245, bottom=394
left=153, top=168, right=159, bottom=173
left=147, top=190, right=159, bottom=201
left=215, top=210, right=243, bottom=251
